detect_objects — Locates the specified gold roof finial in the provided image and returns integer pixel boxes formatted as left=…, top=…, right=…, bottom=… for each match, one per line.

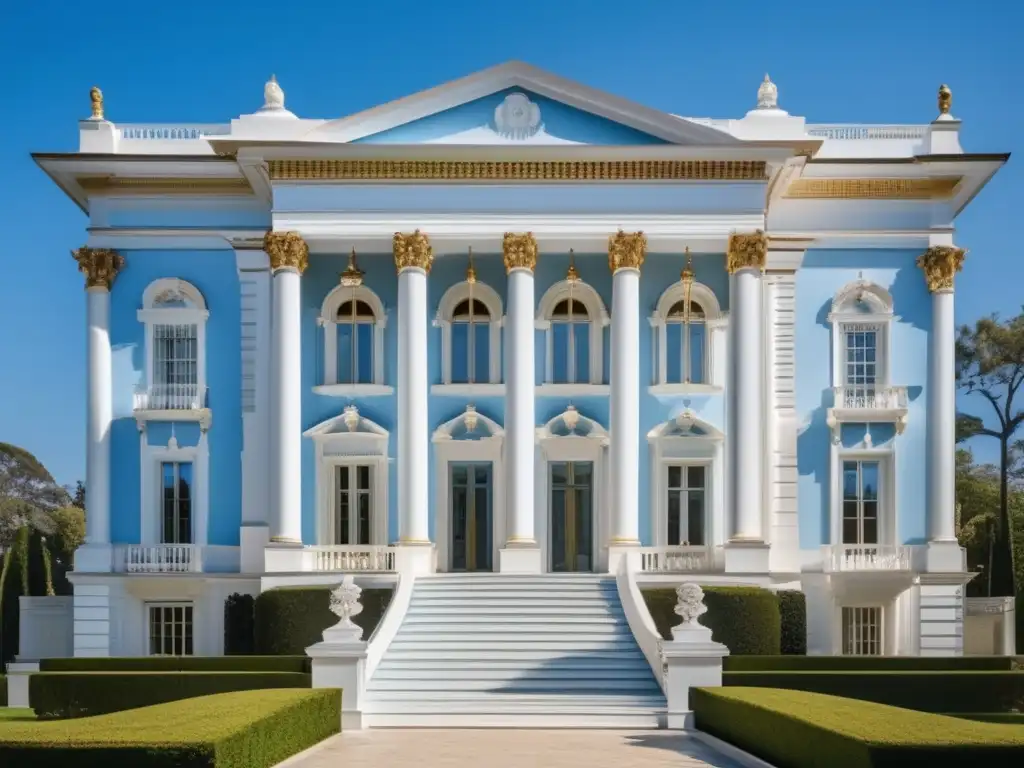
left=339, top=247, right=364, bottom=287
left=465, top=246, right=477, bottom=284
left=89, top=86, right=104, bottom=120
left=680, top=247, right=695, bottom=285
left=938, top=84, right=952, bottom=116
left=566, top=248, right=580, bottom=282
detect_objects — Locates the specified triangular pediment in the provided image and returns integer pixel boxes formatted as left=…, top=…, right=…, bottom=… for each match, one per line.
left=307, top=61, right=739, bottom=147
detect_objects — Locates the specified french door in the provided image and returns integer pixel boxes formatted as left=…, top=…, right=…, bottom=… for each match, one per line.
left=550, top=461, right=594, bottom=572
left=450, top=463, right=492, bottom=571
left=334, top=464, right=373, bottom=545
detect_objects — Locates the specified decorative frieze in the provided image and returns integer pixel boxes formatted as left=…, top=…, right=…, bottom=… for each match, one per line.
left=393, top=230, right=433, bottom=273
left=726, top=231, right=767, bottom=273
left=264, top=231, right=309, bottom=274
left=608, top=230, right=646, bottom=272
left=73, top=247, right=123, bottom=290
left=785, top=177, right=961, bottom=200
left=917, top=245, right=966, bottom=292
left=502, top=232, right=538, bottom=273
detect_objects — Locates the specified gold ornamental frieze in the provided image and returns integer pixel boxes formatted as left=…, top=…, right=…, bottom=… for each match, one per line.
left=393, top=230, right=433, bottom=273
left=917, top=245, right=966, bottom=292
left=785, top=177, right=961, bottom=200
left=727, top=231, right=767, bottom=274
left=73, top=247, right=124, bottom=290
left=608, top=230, right=646, bottom=272
left=264, top=231, right=309, bottom=274
left=502, top=233, right=538, bottom=273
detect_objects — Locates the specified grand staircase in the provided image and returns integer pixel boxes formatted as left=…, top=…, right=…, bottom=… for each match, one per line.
left=365, top=573, right=666, bottom=727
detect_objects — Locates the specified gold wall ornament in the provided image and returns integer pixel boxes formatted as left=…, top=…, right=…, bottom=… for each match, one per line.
left=263, top=231, right=309, bottom=274
left=502, top=232, right=538, bottom=273
left=90, top=86, right=104, bottom=120
left=917, top=245, right=966, bottom=292
left=608, top=230, right=647, bottom=273
left=393, top=230, right=433, bottom=273
left=73, top=247, right=124, bottom=290
left=938, top=84, right=952, bottom=116
left=784, top=177, right=961, bottom=200
left=727, top=231, right=767, bottom=273
left=339, top=247, right=364, bottom=287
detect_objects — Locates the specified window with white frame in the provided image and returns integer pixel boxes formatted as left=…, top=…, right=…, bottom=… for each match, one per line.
left=335, top=298, right=376, bottom=384
left=161, top=461, right=193, bottom=544
left=841, top=606, right=882, bottom=656
left=651, top=280, right=723, bottom=388
left=334, top=464, right=373, bottom=545
left=436, top=276, right=503, bottom=386
left=666, top=465, right=706, bottom=546
left=842, top=460, right=879, bottom=545
left=148, top=603, right=193, bottom=656
left=537, top=275, right=607, bottom=386
left=320, top=280, right=387, bottom=388
left=138, top=279, right=208, bottom=410
left=665, top=300, right=706, bottom=384
left=829, top=281, right=894, bottom=393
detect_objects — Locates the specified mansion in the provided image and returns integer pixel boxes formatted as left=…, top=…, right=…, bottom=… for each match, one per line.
left=33, top=63, right=1007, bottom=676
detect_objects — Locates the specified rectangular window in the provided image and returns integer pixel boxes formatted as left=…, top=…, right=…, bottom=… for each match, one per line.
left=842, top=606, right=882, bottom=656
left=667, top=465, right=706, bottom=546
left=335, top=464, right=373, bottom=545
left=452, top=323, right=490, bottom=384
left=148, top=603, right=193, bottom=656
left=337, top=324, right=373, bottom=384
left=842, top=460, right=879, bottom=545
left=665, top=323, right=706, bottom=384
left=153, top=323, right=198, bottom=390
left=844, top=325, right=878, bottom=389
left=161, top=461, right=193, bottom=545
left=552, top=322, right=590, bottom=384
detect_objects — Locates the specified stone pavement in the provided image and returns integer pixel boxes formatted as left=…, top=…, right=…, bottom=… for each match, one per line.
left=280, top=729, right=747, bottom=768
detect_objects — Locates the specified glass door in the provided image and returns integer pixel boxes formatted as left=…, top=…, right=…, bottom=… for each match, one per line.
left=550, top=461, right=593, bottom=572
left=450, top=463, right=492, bottom=571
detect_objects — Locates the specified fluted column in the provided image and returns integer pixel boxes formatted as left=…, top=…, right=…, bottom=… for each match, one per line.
left=725, top=231, right=768, bottom=569
left=609, top=231, right=645, bottom=545
left=500, top=233, right=542, bottom=573
left=73, top=247, right=123, bottom=570
left=265, top=231, right=307, bottom=546
left=919, top=245, right=966, bottom=548
left=394, top=231, right=432, bottom=547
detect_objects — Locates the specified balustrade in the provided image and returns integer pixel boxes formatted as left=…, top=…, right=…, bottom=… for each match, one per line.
left=134, top=384, right=206, bottom=411
left=833, top=385, right=907, bottom=410
left=309, top=546, right=397, bottom=572
left=637, top=546, right=718, bottom=574
left=118, top=544, right=201, bottom=573
left=823, top=544, right=912, bottom=572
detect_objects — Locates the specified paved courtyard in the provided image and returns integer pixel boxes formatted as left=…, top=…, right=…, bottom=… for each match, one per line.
left=281, top=729, right=747, bottom=768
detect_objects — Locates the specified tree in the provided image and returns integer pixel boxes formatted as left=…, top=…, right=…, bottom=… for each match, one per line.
left=70, top=480, right=85, bottom=510
left=956, top=311, right=1024, bottom=597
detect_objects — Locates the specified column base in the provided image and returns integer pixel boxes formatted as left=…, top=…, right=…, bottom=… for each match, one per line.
left=925, top=540, right=966, bottom=573
left=724, top=540, right=770, bottom=574
left=74, top=543, right=113, bottom=573
left=264, top=540, right=306, bottom=572
left=607, top=543, right=640, bottom=575
left=498, top=543, right=542, bottom=574
left=395, top=543, right=436, bottom=576
left=240, top=523, right=270, bottom=574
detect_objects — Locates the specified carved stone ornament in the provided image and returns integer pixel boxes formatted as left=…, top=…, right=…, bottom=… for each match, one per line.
left=264, top=231, right=308, bottom=274
left=393, top=230, right=433, bottom=274
left=756, top=74, right=778, bottom=110
left=608, top=230, right=647, bottom=273
left=726, top=231, right=767, bottom=274
left=938, top=83, right=952, bottom=116
left=329, top=575, right=364, bottom=632
left=73, top=247, right=124, bottom=290
left=494, top=92, right=542, bottom=140
left=674, top=582, right=708, bottom=626
left=89, top=86, right=104, bottom=120
left=343, top=405, right=361, bottom=433
left=265, top=74, right=285, bottom=110
left=917, top=245, right=965, bottom=292
left=503, top=232, right=538, bottom=273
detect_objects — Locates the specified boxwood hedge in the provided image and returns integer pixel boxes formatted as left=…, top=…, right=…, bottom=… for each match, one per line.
left=776, top=590, right=806, bottom=655
left=254, top=585, right=393, bottom=655
left=39, top=656, right=310, bottom=673
left=31, top=671, right=311, bottom=720
left=1, top=675, right=6, bottom=706
left=642, top=586, right=781, bottom=655
left=724, top=655, right=1022, bottom=672
left=0, top=689, right=339, bottom=768
left=693, top=687, right=1024, bottom=768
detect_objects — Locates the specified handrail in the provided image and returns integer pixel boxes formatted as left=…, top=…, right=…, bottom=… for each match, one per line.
left=365, top=557, right=417, bottom=680
left=615, top=552, right=666, bottom=694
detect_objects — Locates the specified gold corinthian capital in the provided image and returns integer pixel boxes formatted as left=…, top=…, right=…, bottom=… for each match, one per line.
left=917, top=245, right=966, bottom=292
left=502, top=233, right=538, bottom=273
left=73, top=247, right=124, bottom=290
left=264, top=231, right=309, bottom=274
left=393, top=230, right=433, bottom=273
left=608, top=230, right=646, bottom=273
left=726, top=230, right=767, bottom=273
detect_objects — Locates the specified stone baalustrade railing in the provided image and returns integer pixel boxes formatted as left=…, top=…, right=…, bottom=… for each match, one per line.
left=134, top=384, right=207, bottom=411
left=308, top=545, right=398, bottom=572
left=823, top=544, right=912, bottom=572
left=118, top=124, right=231, bottom=140
left=833, top=385, right=908, bottom=411
left=806, top=124, right=927, bottom=140
left=117, top=544, right=202, bottom=573
left=637, top=545, right=721, bottom=574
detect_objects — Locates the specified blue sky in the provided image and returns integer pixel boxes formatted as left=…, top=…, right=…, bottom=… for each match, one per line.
left=0, top=0, right=1018, bottom=485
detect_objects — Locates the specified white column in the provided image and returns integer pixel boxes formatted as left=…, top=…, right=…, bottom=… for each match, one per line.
left=500, top=233, right=542, bottom=573
left=73, top=248, right=123, bottom=572
left=394, top=232, right=432, bottom=565
left=609, top=231, right=645, bottom=545
left=265, top=232, right=307, bottom=547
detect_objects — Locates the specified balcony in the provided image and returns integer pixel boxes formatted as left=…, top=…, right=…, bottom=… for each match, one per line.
left=822, top=545, right=912, bottom=573
left=827, top=385, right=908, bottom=440
left=116, top=544, right=203, bottom=573
left=637, top=546, right=722, bottom=574
left=307, top=545, right=398, bottom=573
left=133, top=384, right=211, bottom=429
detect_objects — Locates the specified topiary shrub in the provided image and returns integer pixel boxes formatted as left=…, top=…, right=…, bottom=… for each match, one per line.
left=776, top=590, right=807, bottom=655
left=254, top=586, right=393, bottom=655
left=642, top=585, right=781, bottom=655
left=224, top=593, right=256, bottom=655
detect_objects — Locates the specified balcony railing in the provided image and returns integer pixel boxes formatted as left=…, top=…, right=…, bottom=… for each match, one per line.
left=118, top=544, right=202, bottom=573
left=823, top=545, right=912, bottom=573
left=637, top=546, right=720, bottom=574
left=118, top=124, right=231, bottom=140
left=806, top=124, right=927, bottom=140
left=308, top=546, right=397, bottom=572
left=134, top=384, right=207, bottom=411
left=833, top=386, right=907, bottom=411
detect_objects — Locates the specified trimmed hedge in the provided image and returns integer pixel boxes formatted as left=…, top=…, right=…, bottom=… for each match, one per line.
left=1, top=675, right=6, bottom=706
left=39, top=656, right=310, bottom=673
left=725, top=655, right=1023, bottom=672
left=224, top=593, right=256, bottom=655
left=954, top=713, right=1024, bottom=725
left=722, top=670, right=1024, bottom=714
left=777, top=590, right=807, bottom=655
left=642, top=586, right=781, bottom=655
left=693, top=687, right=1024, bottom=768
left=31, top=671, right=311, bottom=719
left=0, top=689, right=339, bottom=768
left=254, top=586, right=393, bottom=655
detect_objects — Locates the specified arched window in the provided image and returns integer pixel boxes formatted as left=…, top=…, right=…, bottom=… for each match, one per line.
left=665, top=298, right=707, bottom=384
left=320, top=254, right=387, bottom=389
left=651, top=275, right=724, bottom=390
left=536, top=266, right=608, bottom=387
left=335, top=298, right=376, bottom=384
left=435, top=266, right=503, bottom=387
left=137, top=278, right=209, bottom=411
left=828, top=280, right=895, bottom=394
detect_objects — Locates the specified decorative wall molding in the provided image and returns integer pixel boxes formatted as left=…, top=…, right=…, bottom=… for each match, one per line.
left=785, top=177, right=961, bottom=200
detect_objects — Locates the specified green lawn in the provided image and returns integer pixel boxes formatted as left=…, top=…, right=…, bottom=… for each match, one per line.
left=0, top=709, right=35, bottom=723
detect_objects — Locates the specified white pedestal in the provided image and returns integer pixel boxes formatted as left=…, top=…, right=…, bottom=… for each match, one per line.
left=925, top=540, right=965, bottom=573
left=662, top=624, right=729, bottom=730
left=498, top=545, right=542, bottom=574
left=5, top=662, right=39, bottom=708
left=307, top=624, right=369, bottom=731
left=264, top=542, right=307, bottom=572
left=240, top=524, right=270, bottom=574
left=723, top=541, right=770, bottom=573
left=395, top=544, right=435, bottom=577
left=73, top=543, right=113, bottom=573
